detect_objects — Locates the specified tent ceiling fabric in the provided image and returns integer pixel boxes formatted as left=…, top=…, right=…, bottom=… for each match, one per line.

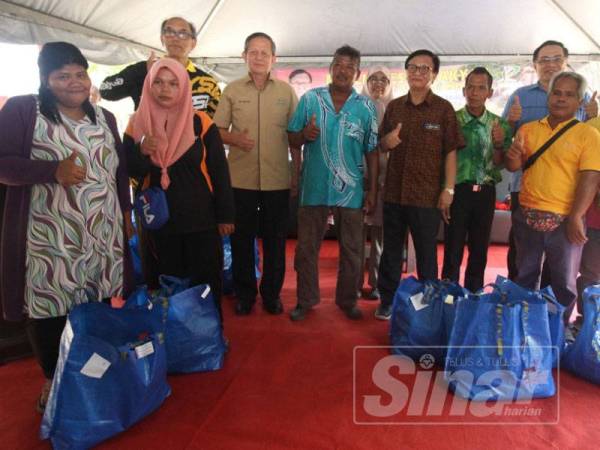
left=1, top=0, right=600, bottom=66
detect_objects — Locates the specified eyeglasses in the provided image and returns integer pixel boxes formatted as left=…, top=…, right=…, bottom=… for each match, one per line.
left=536, top=56, right=565, bottom=65
left=368, top=76, right=389, bottom=84
left=406, top=64, right=432, bottom=74
left=162, top=27, right=194, bottom=40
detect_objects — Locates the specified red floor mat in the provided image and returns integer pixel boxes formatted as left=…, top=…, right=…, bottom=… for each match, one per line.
left=1, top=241, right=599, bottom=449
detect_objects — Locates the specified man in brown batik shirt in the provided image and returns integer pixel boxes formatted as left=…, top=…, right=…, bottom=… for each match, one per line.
left=374, top=49, right=464, bottom=320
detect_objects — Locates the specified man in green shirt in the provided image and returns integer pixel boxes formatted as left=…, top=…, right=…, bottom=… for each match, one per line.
left=441, top=67, right=512, bottom=292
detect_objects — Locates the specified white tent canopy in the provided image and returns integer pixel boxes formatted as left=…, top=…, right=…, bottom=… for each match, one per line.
left=2, top=0, right=600, bottom=78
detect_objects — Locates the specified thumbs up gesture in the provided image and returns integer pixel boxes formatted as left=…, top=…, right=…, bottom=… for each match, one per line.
left=303, top=113, right=321, bottom=142
left=140, top=133, right=159, bottom=156
left=146, top=51, right=159, bottom=72
left=235, top=128, right=255, bottom=151
left=491, top=119, right=504, bottom=148
left=506, top=132, right=526, bottom=166
left=585, top=91, right=598, bottom=119
left=507, top=95, right=522, bottom=124
left=381, top=122, right=402, bottom=151
left=55, top=151, right=86, bottom=187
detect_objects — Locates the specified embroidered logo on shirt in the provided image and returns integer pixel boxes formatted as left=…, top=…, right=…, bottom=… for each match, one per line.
left=423, top=123, right=441, bottom=131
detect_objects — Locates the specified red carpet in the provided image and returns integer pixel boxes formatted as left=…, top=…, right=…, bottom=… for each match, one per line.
left=1, top=240, right=600, bottom=449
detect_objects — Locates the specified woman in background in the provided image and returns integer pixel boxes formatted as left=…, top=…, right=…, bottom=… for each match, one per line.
left=0, top=42, right=133, bottom=412
left=360, top=66, right=393, bottom=301
left=123, top=58, right=234, bottom=319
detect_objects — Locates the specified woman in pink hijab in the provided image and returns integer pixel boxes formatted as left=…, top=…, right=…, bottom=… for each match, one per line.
left=124, top=58, right=234, bottom=318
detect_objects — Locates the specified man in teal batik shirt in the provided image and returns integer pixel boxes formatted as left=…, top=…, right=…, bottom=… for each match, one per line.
left=287, top=45, right=378, bottom=321
left=441, top=67, right=512, bottom=292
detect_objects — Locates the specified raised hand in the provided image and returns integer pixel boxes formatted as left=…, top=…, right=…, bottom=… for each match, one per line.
left=55, top=151, right=86, bottom=187
left=491, top=119, right=505, bottom=148
left=507, top=95, right=522, bottom=124
left=236, top=128, right=255, bottom=151
left=140, top=134, right=159, bottom=156
left=381, top=122, right=402, bottom=151
left=146, top=51, right=159, bottom=72
left=303, top=114, right=320, bottom=142
left=508, top=133, right=526, bottom=160
left=585, top=91, right=598, bottom=119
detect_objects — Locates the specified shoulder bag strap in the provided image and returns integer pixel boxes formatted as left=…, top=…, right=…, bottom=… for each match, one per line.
left=522, top=119, right=579, bottom=172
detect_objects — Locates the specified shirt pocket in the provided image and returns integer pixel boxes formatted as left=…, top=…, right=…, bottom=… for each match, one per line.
left=422, top=123, right=443, bottom=153
left=232, top=97, right=255, bottom=129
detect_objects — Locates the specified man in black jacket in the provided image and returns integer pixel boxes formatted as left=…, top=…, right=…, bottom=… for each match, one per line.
left=99, top=16, right=221, bottom=116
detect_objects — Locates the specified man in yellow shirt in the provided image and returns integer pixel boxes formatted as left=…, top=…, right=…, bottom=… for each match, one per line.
left=506, top=72, right=600, bottom=317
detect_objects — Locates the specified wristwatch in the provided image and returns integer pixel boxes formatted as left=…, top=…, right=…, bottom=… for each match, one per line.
left=444, top=187, right=455, bottom=195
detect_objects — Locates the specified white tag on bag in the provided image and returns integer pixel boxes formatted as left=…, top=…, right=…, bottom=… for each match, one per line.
left=135, top=341, right=155, bottom=359
left=410, top=292, right=428, bottom=311
left=80, top=353, right=111, bottom=379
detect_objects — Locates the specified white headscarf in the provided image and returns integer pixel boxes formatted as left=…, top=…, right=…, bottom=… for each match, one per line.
left=361, top=65, right=393, bottom=124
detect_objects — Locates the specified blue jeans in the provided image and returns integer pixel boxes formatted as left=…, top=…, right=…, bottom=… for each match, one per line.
left=513, top=207, right=584, bottom=313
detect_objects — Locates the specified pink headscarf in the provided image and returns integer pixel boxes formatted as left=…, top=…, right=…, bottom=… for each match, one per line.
left=132, top=58, right=195, bottom=189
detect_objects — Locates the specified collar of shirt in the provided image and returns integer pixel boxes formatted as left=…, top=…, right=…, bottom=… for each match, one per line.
left=459, top=107, right=492, bottom=126
left=527, top=82, right=547, bottom=94
left=402, top=90, right=434, bottom=106
left=185, top=60, right=196, bottom=73
left=243, top=73, right=274, bottom=86
left=538, top=115, right=579, bottom=131
left=323, top=86, right=359, bottom=112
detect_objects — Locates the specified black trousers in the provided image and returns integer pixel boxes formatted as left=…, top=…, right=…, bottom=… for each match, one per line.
left=231, top=188, right=289, bottom=307
left=507, top=191, right=520, bottom=280
left=378, top=203, right=441, bottom=307
left=26, top=315, right=67, bottom=379
left=442, top=183, right=496, bottom=292
left=153, top=230, right=223, bottom=320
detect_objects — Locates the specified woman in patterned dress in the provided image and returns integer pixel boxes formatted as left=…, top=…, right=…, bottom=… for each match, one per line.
left=0, top=42, right=133, bottom=412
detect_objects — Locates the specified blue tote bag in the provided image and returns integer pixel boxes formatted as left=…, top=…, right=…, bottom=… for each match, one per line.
left=126, top=275, right=226, bottom=373
left=40, top=303, right=170, bottom=450
left=445, top=289, right=555, bottom=401
left=494, top=276, right=565, bottom=367
left=562, top=285, right=600, bottom=384
left=390, top=276, right=467, bottom=364
left=221, top=237, right=261, bottom=296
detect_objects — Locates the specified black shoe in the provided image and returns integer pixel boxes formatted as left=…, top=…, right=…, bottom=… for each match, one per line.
left=342, top=306, right=363, bottom=320
left=263, top=299, right=284, bottom=315
left=364, top=288, right=380, bottom=300
left=374, top=304, right=392, bottom=320
left=290, top=305, right=308, bottom=321
left=235, top=301, right=253, bottom=316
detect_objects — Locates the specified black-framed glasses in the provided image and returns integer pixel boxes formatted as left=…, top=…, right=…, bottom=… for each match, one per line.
left=162, top=27, right=194, bottom=40
left=406, top=64, right=432, bottom=74
left=536, top=56, right=565, bottom=65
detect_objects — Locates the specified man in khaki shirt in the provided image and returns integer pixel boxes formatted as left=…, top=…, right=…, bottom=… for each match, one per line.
left=214, top=32, right=298, bottom=316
